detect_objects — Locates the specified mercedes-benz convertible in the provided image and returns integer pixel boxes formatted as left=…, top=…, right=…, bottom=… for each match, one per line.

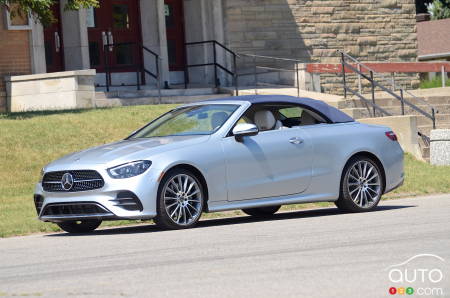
left=34, top=95, right=404, bottom=233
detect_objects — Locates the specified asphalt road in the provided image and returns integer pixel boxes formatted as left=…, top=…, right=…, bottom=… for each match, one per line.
left=1, top=194, right=450, bottom=298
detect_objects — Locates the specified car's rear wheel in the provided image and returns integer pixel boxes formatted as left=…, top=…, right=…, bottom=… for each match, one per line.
left=242, top=205, right=281, bottom=217
left=57, top=220, right=102, bottom=233
left=154, top=169, right=204, bottom=229
left=335, top=156, right=384, bottom=212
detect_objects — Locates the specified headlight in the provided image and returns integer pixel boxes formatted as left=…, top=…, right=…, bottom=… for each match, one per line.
left=107, top=160, right=152, bottom=179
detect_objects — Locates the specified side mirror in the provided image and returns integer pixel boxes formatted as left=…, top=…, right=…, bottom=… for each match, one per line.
left=232, top=123, right=259, bottom=142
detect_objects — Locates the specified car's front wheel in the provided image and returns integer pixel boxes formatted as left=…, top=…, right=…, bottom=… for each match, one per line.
left=242, top=205, right=281, bottom=217
left=335, top=156, right=384, bottom=212
left=154, top=169, right=204, bottom=229
left=57, top=220, right=102, bottom=233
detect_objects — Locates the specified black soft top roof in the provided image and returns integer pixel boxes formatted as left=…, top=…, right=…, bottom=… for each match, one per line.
left=207, top=95, right=354, bottom=123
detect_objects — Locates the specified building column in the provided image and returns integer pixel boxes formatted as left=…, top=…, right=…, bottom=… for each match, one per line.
left=183, top=0, right=208, bottom=85
left=157, top=0, right=170, bottom=85
left=184, top=0, right=227, bottom=86
left=212, top=0, right=228, bottom=86
left=140, top=0, right=170, bottom=86
left=29, top=21, right=46, bottom=74
left=60, top=0, right=90, bottom=70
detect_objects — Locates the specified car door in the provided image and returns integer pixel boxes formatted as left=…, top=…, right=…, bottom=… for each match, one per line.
left=222, top=127, right=313, bottom=201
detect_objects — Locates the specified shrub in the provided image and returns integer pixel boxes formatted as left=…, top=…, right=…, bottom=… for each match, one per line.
left=419, top=76, right=450, bottom=89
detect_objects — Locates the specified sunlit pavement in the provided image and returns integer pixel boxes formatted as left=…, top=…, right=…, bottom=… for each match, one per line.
left=1, top=194, right=449, bottom=298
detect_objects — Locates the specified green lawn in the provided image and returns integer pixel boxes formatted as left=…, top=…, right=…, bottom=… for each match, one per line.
left=0, top=106, right=449, bottom=237
left=420, top=76, right=450, bottom=89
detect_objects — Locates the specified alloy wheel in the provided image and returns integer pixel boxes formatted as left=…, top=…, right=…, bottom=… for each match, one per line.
left=347, top=160, right=381, bottom=208
left=162, top=174, right=203, bottom=226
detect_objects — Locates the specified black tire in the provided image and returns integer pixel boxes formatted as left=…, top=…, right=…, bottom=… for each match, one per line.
left=335, top=156, right=384, bottom=212
left=154, top=169, right=204, bottom=229
left=57, top=220, right=102, bottom=233
left=242, top=205, right=281, bottom=217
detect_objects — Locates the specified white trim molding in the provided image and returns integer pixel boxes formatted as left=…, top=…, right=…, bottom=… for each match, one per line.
left=418, top=52, right=450, bottom=61
left=3, top=6, right=32, bottom=30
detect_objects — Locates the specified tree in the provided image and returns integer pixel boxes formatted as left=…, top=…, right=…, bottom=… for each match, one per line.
left=427, top=0, right=450, bottom=19
left=416, top=0, right=433, bottom=14
left=1, top=0, right=98, bottom=25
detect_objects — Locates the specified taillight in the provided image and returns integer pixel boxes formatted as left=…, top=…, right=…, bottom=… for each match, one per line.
left=385, top=131, right=398, bottom=141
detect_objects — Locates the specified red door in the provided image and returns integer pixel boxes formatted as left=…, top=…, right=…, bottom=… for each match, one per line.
left=165, top=0, right=186, bottom=71
left=87, top=0, right=142, bottom=73
left=44, top=1, right=64, bottom=73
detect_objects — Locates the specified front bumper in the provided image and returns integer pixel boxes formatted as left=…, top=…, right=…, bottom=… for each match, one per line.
left=34, top=166, right=161, bottom=222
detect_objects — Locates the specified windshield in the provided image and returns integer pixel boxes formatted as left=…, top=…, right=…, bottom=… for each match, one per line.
left=130, top=104, right=240, bottom=138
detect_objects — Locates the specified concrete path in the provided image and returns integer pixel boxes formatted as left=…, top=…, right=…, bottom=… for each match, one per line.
left=1, top=194, right=449, bottom=297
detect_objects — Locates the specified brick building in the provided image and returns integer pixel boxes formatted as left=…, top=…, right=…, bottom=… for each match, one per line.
left=0, top=11, right=32, bottom=111
left=0, top=0, right=419, bottom=112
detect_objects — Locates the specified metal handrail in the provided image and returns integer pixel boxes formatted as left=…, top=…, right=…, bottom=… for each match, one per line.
left=103, top=42, right=161, bottom=103
left=184, top=40, right=238, bottom=95
left=362, top=62, right=436, bottom=111
left=346, top=54, right=436, bottom=111
left=237, top=53, right=302, bottom=97
left=338, top=50, right=437, bottom=129
left=239, top=53, right=303, bottom=63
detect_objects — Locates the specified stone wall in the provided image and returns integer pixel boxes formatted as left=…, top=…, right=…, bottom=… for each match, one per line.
left=0, top=6, right=32, bottom=112
left=6, top=70, right=96, bottom=112
left=223, top=0, right=419, bottom=93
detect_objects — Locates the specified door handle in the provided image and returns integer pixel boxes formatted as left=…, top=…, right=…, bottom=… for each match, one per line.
left=107, top=31, right=114, bottom=52
left=289, top=137, right=303, bottom=144
left=102, top=31, right=108, bottom=51
left=54, top=32, right=60, bottom=53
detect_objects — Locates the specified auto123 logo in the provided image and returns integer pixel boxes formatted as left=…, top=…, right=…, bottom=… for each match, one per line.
left=386, top=254, right=447, bottom=296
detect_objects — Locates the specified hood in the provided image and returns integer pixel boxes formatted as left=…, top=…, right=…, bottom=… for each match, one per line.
left=46, top=135, right=210, bottom=170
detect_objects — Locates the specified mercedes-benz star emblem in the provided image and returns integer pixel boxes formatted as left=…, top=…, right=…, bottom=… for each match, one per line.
left=61, top=173, right=74, bottom=190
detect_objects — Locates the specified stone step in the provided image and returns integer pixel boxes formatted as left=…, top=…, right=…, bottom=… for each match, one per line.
left=95, top=87, right=220, bottom=100
left=341, top=106, right=450, bottom=121
left=417, top=123, right=450, bottom=135
left=94, top=94, right=231, bottom=108
left=383, top=104, right=450, bottom=115
left=359, top=87, right=450, bottom=100
left=338, top=95, right=450, bottom=109
left=416, top=114, right=450, bottom=126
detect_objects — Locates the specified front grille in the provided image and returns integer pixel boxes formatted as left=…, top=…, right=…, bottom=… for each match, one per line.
left=41, top=202, right=110, bottom=217
left=42, top=170, right=104, bottom=192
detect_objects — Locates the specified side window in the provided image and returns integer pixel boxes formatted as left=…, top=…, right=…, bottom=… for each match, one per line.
left=278, top=106, right=303, bottom=119
left=232, top=103, right=327, bottom=135
left=277, top=105, right=326, bottom=127
left=236, top=105, right=281, bottom=132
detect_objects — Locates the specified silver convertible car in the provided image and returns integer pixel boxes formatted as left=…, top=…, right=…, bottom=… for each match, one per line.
left=34, top=95, right=404, bottom=233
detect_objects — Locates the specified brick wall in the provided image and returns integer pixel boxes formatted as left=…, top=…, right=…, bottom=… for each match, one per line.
left=224, top=0, right=419, bottom=93
left=0, top=6, right=32, bottom=112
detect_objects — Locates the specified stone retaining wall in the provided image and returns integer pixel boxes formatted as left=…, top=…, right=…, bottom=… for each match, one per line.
left=6, top=70, right=96, bottom=112
left=359, top=115, right=422, bottom=161
left=224, top=0, right=419, bottom=93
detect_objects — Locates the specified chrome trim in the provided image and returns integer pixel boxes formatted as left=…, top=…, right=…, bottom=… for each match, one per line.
left=43, top=179, right=104, bottom=184
left=40, top=213, right=116, bottom=222
left=75, top=179, right=103, bottom=182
